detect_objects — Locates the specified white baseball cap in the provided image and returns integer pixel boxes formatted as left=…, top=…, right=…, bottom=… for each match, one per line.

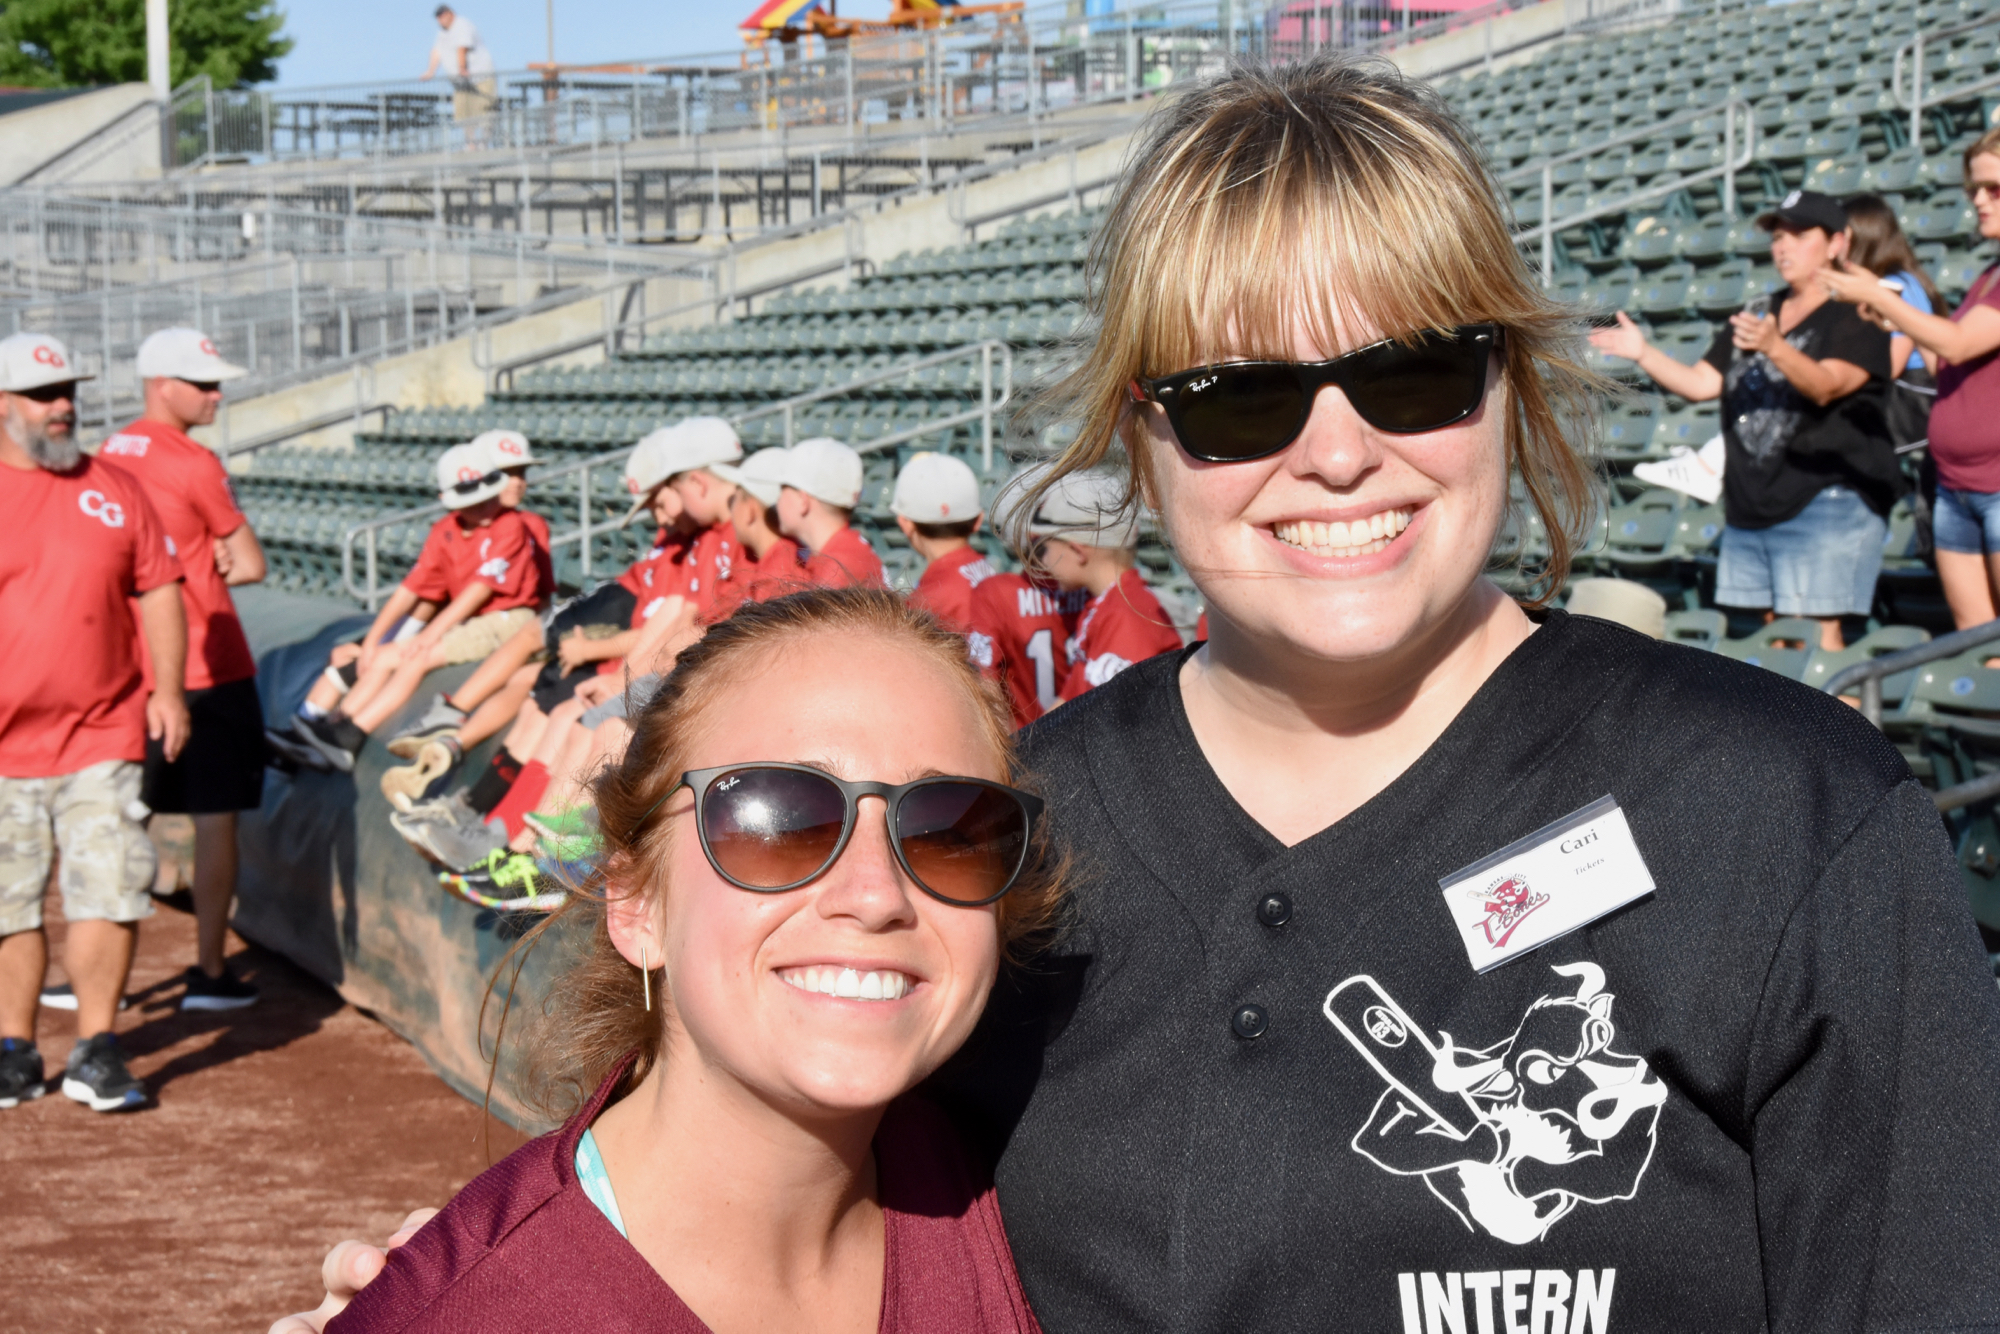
left=0, top=332, right=93, bottom=392
left=891, top=451, right=983, bottom=525
left=657, top=415, right=744, bottom=478
left=469, top=428, right=537, bottom=471
left=711, top=446, right=789, bottom=508
left=776, top=437, right=865, bottom=509
left=136, top=327, right=248, bottom=383
left=437, top=442, right=504, bottom=509
left=1023, top=470, right=1139, bottom=548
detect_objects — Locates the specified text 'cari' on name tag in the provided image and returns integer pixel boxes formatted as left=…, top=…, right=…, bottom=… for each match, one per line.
left=1438, top=794, right=1655, bottom=973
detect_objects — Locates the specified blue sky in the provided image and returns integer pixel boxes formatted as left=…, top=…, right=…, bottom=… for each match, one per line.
left=273, top=0, right=897, bottom=87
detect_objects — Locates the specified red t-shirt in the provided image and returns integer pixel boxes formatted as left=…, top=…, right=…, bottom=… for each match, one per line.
left=101, top=420, right=257, bottom=692
left=624, top=536, right=693, bottom=631
left=327, top=1059, right=1041, bottom=1334
left=910, top=546, right=995, bottom=635
left=968, top=572, right=1085, bottom=729
left=402, top=509, right=546, bottom=613
left=0, top=457, right=182, bottom=777
left=680, top=522, right=741, bottom=622
left=800, top=525, right=885, bottom=590
left=1929, top=264, right=2000, bottom=493
left=1059, top=569, right=1184, bottom=702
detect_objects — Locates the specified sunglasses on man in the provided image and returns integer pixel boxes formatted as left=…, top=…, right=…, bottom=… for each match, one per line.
left=11, top=382, right=77, bottom=404
left=1128, top=324, right=1501, bottom=463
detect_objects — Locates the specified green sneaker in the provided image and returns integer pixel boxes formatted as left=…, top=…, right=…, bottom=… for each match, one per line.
left=438, top=849, right=566, bottom=913
left=524, top=809, right=600, bottom=861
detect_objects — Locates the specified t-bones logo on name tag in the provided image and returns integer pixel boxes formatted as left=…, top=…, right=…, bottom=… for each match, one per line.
left=1324, top=964, right=1666, bottom=1248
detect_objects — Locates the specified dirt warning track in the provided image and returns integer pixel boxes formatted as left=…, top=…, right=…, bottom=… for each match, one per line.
left=1, top=889, right=528, bottom=1332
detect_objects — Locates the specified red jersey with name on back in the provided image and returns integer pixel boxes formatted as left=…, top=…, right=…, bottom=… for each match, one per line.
left=327, top=1057, right=1042, bottom=1334
left=968, top=572, right=1085, bottom=729
left=0, top=458, right=181, bottom=777
left=101, top=419, right=257, bottom=691
left=1059, top=568, right=1183, bottom=702
left=800, top=525, right=885, bottom=590
left=402, top=508, right=546, bottom=612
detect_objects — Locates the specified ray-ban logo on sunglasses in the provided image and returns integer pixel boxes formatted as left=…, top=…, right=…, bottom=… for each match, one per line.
left=717, top=775, right=741, bottom=790
left=1187, top=374, right=1220, bottom=394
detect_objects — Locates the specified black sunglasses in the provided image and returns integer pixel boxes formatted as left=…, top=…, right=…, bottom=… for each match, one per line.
left=673, top=764, right=1043, bottom=907
left=1129, top=324, right=1501, bottom=463
left=450, top=468, right=505, bottom=495
left=13, top=382, right=77, bottom=404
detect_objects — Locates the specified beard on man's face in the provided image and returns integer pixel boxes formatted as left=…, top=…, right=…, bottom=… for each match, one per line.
left=6, top=402, right=80, bottom=471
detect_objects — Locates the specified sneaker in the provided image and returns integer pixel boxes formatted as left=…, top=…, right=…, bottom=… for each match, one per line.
left=439, top=850, right=568, bottom=912
left=265, top=725, right=333, bottom=772
left=523, top=807, right=600, bottom=861
left=381, top=736, right=464, bottom=811
left=1632, top=434, right=1725, bottom=504
left=180, top=965, right=260, bottom=1012
left=391, top=791, right=506, bottom=871
left=386, top=693, right=467, bottom=760
left=291, top=715, right=361, bottom=773
left=39, top=983, right=127, bottom=1012
left=0, top=1038, right=44, bottom=1109
left=61, top=1033, right=145, bottom=1112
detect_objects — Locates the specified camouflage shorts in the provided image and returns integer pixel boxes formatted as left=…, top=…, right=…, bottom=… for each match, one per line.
left=0, top=761, right=157, bottom=936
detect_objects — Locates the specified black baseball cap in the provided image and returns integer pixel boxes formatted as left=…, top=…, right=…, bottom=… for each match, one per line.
left=1755, top=189, right=1850, bottom=235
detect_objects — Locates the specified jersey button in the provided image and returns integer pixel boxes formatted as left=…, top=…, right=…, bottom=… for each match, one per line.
left=1231, top=1003, right=1269, bottom=1040
left=1257, top=892, right=1293, bottom=927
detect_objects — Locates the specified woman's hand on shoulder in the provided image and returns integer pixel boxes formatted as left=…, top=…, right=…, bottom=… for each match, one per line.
left=267, top=1208, right=438, bottom=1334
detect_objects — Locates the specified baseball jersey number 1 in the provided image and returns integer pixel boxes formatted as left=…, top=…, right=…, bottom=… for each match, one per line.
left=1026, top=629, right=1058, bottom=711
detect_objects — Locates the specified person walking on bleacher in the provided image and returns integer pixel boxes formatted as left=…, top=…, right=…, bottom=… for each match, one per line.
left=269, top=442, right=549, bottom=773
left=1821, top=130, right=2000, bottom=632
left=1590, top=189, right=1895, bottom=651
left=0, top=333, right=188, bottom=1114
left=770, top=438, right=886, bottom=589
left=91, top=328, right=267, bottom=1013
left=1018, top=470, right=1182, bottom=700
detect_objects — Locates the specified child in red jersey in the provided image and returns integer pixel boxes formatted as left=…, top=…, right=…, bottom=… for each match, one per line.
left=296, top=590, right=1051, bottom=1334
left=894, top=451, right=995, bottom=635
left=100, top=327, right=270, bottom=1013
left=773, top=437, right=885, bottom=589
left=274, top=441, right=550, bottom=773
left=712, top=446, right=800, bottom=606
left=1023, top=471, right=1184, bottom=702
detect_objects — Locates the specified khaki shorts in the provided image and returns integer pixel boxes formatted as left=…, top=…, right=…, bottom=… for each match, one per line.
left=453, top=77, right=497, bottom=123
left=0, top=761, right=157, bottom=936
left=438, top=606, right=539, bottom=666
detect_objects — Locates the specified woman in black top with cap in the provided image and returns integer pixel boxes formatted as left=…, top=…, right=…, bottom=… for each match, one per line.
left=287, top=57, right=2000, bottom=1334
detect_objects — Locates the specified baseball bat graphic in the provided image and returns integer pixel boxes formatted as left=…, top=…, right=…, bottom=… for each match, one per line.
left=1324, top=975, right=1484, bottom=1140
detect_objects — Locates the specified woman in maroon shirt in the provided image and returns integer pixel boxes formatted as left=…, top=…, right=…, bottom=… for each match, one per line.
left=291, top=588, right=1055, bottom=1334
left=1822, top=127, right=2000, bottom=629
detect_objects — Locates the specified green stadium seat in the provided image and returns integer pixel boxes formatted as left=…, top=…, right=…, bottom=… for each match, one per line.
left=1663, top=608, right=1728, bottom=650
left=1801, top=625, right=1932, bottom=699
left=1719, top=618, right=1821, bottom=679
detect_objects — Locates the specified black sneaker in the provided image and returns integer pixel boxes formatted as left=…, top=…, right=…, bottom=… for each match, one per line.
left=38, top=982, right=128, bottom=1012
left=265, top=724, right=333, bottom=772
left=0, top=1038, right=44, bottom=1109
left=180, top=966, right=259, bottom=1012
left=62, top=1033, right=145, bottom=1112
left=292, top=715, right=361, bottom=773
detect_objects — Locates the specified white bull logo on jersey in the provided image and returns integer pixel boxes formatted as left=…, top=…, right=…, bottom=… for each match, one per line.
left=1325, top=963, right=1665, bottom=1245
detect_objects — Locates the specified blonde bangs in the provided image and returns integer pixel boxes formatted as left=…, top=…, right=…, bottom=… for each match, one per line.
left=1026, top=54, right=1604, bottom=604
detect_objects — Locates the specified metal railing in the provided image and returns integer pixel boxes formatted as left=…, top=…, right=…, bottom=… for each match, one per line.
left=1822, top=616, right=2000, bottom=812
left=340, top=338, right=1012, bottom=606
left=1506, top=99, right=1757, bottom=282
left=1892, top=11, right=2000, bottom=153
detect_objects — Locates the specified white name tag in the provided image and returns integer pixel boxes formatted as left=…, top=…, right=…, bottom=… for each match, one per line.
left=1438, top=795, right=1655, bottom=973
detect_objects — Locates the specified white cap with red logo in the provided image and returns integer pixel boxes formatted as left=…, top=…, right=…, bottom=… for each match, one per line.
left=776, top=437, right=865, bottom=509
left=136, top=327, right=249, bottom=383
left=0, top=332, right=94, bottom=392
left=436, top=442, right=505, bottom=509
left=1021, top=470, right=1139, bottom=548
left=468, top=428, right=537, bottom=471
left=891, top=451, right=983, bottom=524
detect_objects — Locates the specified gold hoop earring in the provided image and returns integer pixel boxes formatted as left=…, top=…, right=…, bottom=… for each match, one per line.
left=641, top=943, right=651, bottom=1012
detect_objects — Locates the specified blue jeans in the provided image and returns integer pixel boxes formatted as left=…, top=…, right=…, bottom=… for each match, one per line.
left=1933, top=486, right=2000, bottom=556
left=1716, top=486, right=1887, bottom=618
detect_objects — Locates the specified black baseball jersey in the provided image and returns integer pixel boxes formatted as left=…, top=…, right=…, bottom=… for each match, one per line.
left=932, top=609, right=2000, bottom=1333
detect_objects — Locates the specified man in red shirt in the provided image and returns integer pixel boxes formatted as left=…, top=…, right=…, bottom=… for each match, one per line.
left=772, top=437, right=884, bottom=589
left=272, top=442, right=548, bottom=772
left=96, top=327, right=268, bottom=1012
left=0, top=332, right=190, bottom=1115
left=1023, top=471, right=1184, bottom=702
